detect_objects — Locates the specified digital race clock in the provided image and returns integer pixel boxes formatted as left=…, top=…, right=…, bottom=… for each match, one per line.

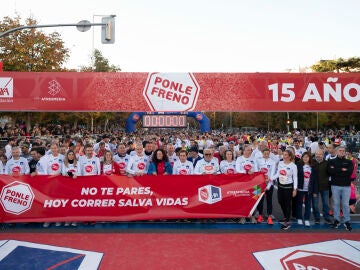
left=142, top=115, right=187, bottom=128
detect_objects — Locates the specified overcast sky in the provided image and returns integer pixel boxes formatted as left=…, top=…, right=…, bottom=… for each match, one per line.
left=1, top=0, right=359, bottom=72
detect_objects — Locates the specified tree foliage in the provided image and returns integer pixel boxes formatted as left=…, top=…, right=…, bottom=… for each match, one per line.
left=0, top=16, right=70, bottom=71
left=80, top=49, right=121, bottom=72
left=311, top=57, right=360, bottom=73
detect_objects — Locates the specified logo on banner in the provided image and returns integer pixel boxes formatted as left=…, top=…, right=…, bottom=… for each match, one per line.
left=0, top=181, right=35, bottom=215
left=39, top=80, right=66, bottom=102
left=198, top=185, right=222, bottom=204
left=253, top=239, right=360, bottom=270
left=252, top=185, right=262, bottom=200
left=0, top=77, right=14, bottom=103
left=143, top=73, right=200, bottom=112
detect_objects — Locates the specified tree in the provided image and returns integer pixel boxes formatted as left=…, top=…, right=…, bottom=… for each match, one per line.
left=80, top=49, right=121, bottom=72
left=0, top=16, right=70, bottom=71
left=311, top=57, right=360, bottom=73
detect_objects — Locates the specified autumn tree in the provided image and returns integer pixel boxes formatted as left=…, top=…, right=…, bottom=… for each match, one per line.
left=0, top=16, right=70, bottom=71
left=80, top=49, right=121, bottom=72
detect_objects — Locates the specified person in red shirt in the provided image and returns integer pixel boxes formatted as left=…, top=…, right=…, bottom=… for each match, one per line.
left=147, top=149, right=172, bottom=175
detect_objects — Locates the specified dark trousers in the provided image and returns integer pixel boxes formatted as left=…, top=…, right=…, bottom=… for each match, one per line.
left=278, top=185, right=293, bottom=222
left=257, top=185, right=274, bottom=216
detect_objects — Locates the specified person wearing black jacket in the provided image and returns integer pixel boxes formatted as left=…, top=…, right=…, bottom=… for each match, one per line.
left=309, top=149, right=332, bottom=224
left=327, top=146, right=354, bottom=231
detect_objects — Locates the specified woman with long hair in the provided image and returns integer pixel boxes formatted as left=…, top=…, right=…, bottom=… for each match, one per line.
left=296, top=152, right=315, bottom=227
left=148, top=149, right=172, bottom=175
left=100, top=150, right=121, bottom=175
left=273, top=149, right=298, bottom=230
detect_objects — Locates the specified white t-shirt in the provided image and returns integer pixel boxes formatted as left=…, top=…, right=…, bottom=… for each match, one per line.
left=273, top=161, right=298, bottom=189
left=78, top=156, right=101, bottom=176
left=5, top=157, right=30, bottom=175
left=172, top=160, right=194, bottom=175
left=219, top=160, right=236, bottom=174
left=126, top=155, right=150, bottom=175
left=194, top=158, right=219, bottom=175
left=113, top=154, right=131, bottom=175
left=235, top=156, right=258, bottom=173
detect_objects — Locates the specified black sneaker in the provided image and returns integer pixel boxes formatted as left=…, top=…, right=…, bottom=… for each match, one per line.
left=331, top=220, right=340, bottom=229
left=344, top=222, right=352, bottom=232
left=281, top=223, right=291, bottom=230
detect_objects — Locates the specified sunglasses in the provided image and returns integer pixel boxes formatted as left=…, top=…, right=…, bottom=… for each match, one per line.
left=204, top=153, right=212, bottom=156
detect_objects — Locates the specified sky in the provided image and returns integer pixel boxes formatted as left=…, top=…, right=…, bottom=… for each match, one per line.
left=1, top=0, right=359, bottom=72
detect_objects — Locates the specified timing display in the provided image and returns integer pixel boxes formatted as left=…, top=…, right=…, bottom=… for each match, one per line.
left=142, top=115, right=187, bottom=128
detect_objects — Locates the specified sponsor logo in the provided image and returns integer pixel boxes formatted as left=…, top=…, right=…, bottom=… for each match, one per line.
left=0, top=181, right=35, bottom=215
left=252, top=185, right=262, bottom=200
left=204, top=165, right=214, bottom=171
left=0, top=77, right=13, bottom=98
left=85, top=165, right=93, bottom=173
left=198, top=185, right=222, bottom=204
left=260, top=167, right=268, bottom=174
left=226, top=168, right=235, bottom=174
left=118, top=162, right=126, bottom=169
left=12, top=166, right=21, bottom=173
left=304, top=171, right=311, bottom=178
left=253, top=239, right=360, bottom=270
left=38, top=80, right=66, bottom=102
left=51, top=163, right=60, bottom=171
left=137, top=162, right=145, bottom=170
left=280, top=169, right=287, bottom=176
left=143, top=73, right=200, bottom=112
left=244, top=164, right=252, bottom=171
left=179, top=169, right=188, bottom=175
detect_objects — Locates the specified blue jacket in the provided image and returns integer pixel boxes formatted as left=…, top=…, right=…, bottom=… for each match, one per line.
left=147, top=161, right=173, bottom=175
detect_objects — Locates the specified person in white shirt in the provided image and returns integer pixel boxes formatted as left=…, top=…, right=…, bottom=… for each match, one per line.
left=62, top=150, right=78, bottom=178
left=93, top=134, right=111, bottom=154
left=113, top=143, right=131, bottom=176
left=166, top=143, right=179, bottom=167
left=5, top=147, right=30, bottom=175
left=4, top=138, right=15, bottom=160
left=78, top=144, right=101, bottom=176
left=236, top=145, right=258, bottom=174
left=37, top=143, right=64, bottom=176
left=173, top=150, right=194, bottom=175
left=126, top=143, right=150, bottom=176
left=220, top=150, right=236, bottom=174
left=194, top=148, right=219, bottom=175
left=293, top=138, right=307, bottom=160
left=273, top=149, right=298, bottom=230
left=256, top=148, right=276, bottom=224
left=0, top=154, right=7, bottom=175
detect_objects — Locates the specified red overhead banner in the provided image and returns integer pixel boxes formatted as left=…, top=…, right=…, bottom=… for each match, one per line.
left=0, top=173, right=266, bottom=223
left=0, top=72, right=359, bottom=111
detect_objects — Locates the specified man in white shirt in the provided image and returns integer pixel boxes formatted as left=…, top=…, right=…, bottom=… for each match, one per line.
left=126, top=143, right=150, bottom=176
left=236, top=145, right=258, bottom=174
left=5, top=137, right=15, bottom=160
left=5, top=146, right=30, bottom=176
left=173, top=150, right=194, bottom=175
left=37, top=143, right=64, bottom=175
left=194, top=148, right=219, bottom=175
left=113, top=143, right=131, bottom=175
left=78, top=144, right=101, bottom=176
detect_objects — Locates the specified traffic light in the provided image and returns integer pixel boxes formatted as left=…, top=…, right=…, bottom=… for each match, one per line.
left=101, top=15, right=115, bottom=44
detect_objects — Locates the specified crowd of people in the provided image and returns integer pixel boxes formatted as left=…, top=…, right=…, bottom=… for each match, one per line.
left=0, top=124, right=359, bottom=231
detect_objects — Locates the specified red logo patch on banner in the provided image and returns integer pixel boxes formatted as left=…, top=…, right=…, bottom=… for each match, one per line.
left=200, top=188, right=209, bottom=201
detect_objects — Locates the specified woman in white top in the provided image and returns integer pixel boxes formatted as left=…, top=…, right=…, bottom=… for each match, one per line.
left=62, top=150, right=78, bottom=179
left=220, top=150, right=236, bottom=174
left=273, top=149, right=298, bottom=230
left=61, top=150, right=78, bottom=227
